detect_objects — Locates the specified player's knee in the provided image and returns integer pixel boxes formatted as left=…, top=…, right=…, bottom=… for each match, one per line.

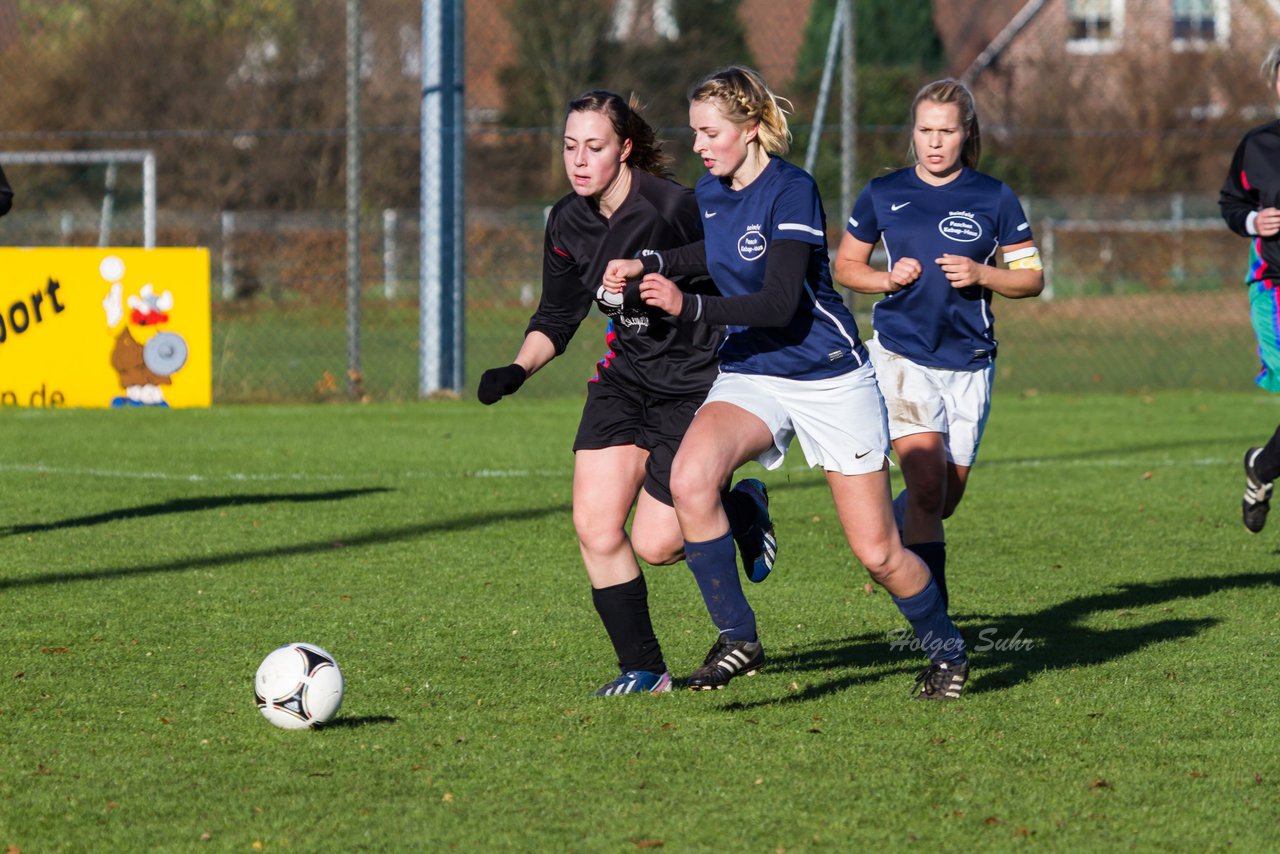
left=669, top=462, right=720, bottom=514
left=851, top=537, right=897, bottom=583
left=573, top=514, right=627, bottom=558
left=632, top=534, right=683, bottom=566
left=908, top=481, right=946, bottom=517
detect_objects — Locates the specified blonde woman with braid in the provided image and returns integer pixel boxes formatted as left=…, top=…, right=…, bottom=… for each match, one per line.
left=605, top=67, right=970, bottom=699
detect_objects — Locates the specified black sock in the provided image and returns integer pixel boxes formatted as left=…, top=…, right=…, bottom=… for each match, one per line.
left=591, top=575, right=666, bottom=675
left=1257, top=425, right=1280, bottom=482
left=906, top=542, right=948, bottom=611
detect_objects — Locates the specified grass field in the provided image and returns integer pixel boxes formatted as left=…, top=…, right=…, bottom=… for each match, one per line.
left=3, top=391, right=1279, bottom=850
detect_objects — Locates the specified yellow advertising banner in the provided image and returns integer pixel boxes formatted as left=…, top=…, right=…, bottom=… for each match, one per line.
left=0, top=248, right=211, bottom=408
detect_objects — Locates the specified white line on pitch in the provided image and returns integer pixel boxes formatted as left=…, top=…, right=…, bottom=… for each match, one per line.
left=0, top=463, right=569, bottom=482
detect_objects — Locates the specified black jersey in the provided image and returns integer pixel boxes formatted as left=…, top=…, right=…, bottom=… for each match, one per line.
left=1220, top=121, right=1280, bottom=284
left=526, top=168, right=721, bottom=399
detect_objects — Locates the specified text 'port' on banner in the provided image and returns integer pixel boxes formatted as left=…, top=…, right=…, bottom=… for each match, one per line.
left=0, top=248, right=211, bottom=408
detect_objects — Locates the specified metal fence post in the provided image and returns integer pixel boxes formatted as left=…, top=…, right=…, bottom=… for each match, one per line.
left=220, top=210, right=236, bottom=301
left=420, top=0, right=465, bottom=396
left=383, top=208, right=398, bottom=300
left=345, top=0, right=363, bottom=399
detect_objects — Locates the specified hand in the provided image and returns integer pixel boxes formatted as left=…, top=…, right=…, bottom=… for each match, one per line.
left=602, top=258, right=644, bottom=293
left=638, top=273, right=683, bottom=316
left=1258, top=207, right=1280, bottom=238
left=477, top=363, right=527, bottom=405
left=888, top=257, right=923, bottom=291
left=936, top=254, right=984, bottom=289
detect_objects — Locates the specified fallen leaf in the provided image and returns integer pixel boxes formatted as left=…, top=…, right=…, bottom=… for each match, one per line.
left=442, top=792, right=454, bottom=803
left=984, top=816, right=1001, bottom=826
left=1090, top=778, right=1110, bottom=791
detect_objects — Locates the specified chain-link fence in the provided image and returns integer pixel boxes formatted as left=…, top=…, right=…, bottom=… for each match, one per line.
left=0, top=0, right=1273, bottom=401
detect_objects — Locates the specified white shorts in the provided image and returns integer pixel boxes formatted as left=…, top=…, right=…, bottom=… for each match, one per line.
left=866, top=337, right=992, bottom=467
left=701, top=362, right=890, bottom=475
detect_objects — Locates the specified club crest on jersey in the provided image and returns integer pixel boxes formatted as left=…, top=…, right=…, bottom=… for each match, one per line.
left=938, top=211, right=982, bottom=243
left=738, top=225, right=767, bottom=261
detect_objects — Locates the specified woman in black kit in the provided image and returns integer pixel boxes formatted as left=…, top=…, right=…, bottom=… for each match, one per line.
left=478, top=90, right=775, bottom=695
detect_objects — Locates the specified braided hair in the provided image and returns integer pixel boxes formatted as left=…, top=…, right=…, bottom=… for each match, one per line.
left=688, top=66, right=793, bottom=156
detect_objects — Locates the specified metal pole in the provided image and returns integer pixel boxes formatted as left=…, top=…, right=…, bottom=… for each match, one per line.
left=840, top=0, right=856, bottom=220
left=383, top=208, right=398, bottom=300
left=421, top=0, right=465, bottom=396
left=804, top=0, right=843, bottom=176
left=99, top=162, right=117, bottom=247
left=346, top=0, right=363, bottom=399
left=221, top=211, right=236, bottom=301
left=143, top=151, right=156, bottom=248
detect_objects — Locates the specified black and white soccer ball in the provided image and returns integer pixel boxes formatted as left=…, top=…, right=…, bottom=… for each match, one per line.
left=254, top=643, right=344, bottom=730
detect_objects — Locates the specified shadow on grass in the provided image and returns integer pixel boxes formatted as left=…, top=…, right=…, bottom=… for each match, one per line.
left=0, top=503, right=571, bottom=591
left=321, top=715, right=398, bottom=729
left=1, top=488, right=393, bottom=538
left=722, top=569, right=1280, bottom=709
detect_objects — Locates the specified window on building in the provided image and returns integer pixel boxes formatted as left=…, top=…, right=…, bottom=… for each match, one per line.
left=1068, top=0, right=1123, bottom=51
left=1173, top=0, right=1228, bottom=45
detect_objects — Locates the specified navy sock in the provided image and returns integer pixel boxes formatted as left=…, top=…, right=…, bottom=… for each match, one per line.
left=891, top=576, right=966, bottom=664
left=892, top=489, right=908, bottom=534
left=685, top=530, right=756, bottom=641
left=591, top=575, right=665, bottom=675
left=1257, top=424, right=1280, bottom=482
left=906, top=542, right=948, bottom=610
left=722, top=486, right=755, bottom=539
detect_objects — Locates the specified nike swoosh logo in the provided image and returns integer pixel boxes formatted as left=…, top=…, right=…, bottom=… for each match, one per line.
left=890, top=202, right=911, bottom=211
left=855, top=450, right=872, bottom=459
left=704, top=211, right=717, bottom=218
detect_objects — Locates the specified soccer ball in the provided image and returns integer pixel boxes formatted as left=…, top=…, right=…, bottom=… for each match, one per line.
left=253, top=643, right=344, bottom=730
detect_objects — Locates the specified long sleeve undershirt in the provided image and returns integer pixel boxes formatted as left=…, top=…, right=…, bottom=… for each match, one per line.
left=641, top=239, right=812, bottom=328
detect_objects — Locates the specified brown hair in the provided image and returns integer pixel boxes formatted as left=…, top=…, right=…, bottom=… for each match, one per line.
left=907, top=78, right=982, bottom=170
left=688, top=65, right=792, bottom=155
left=565, top=90, right=672, bottom=177
left=1262, top=45, right=1280, bottom=89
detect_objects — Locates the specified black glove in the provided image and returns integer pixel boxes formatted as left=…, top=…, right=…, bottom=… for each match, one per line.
left=477, top=363, right=527, bottom=405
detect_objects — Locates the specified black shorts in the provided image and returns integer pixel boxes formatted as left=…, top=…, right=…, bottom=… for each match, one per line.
left=572, top=376, right=704, bottom=506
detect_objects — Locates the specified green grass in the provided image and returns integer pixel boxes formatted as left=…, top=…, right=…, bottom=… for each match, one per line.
left=2, top=391, right=1279, bottom=850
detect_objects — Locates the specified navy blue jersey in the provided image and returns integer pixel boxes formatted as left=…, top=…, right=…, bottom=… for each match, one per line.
left=697, top=157, right=866, bottom=380
left=847, top=166, right=1031, bottom=370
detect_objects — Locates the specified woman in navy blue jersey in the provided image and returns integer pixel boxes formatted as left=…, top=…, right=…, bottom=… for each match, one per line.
left=1221, top=46, right=1280, bottom=534
left=605, top=67, right=969, bottom=699
left=478, top=91, right=774, bottom=696
left=833, top=79, right=1043, bottom=610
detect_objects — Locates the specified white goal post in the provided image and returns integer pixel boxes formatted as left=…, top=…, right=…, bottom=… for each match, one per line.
left=0, top=149, right=156, bottom=248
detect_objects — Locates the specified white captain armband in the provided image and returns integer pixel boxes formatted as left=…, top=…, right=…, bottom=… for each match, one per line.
left=1003, top=246, right=1043, bottom=271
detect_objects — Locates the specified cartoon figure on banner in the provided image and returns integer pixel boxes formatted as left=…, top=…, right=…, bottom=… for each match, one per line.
left=99, top=255, right=190, bottom=407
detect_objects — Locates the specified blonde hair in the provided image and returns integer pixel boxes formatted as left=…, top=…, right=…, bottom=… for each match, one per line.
left=907, top=78, right=982, bottom=170
left=1262, top=45, right=1280, bottom=89
left=688, top=65, right=792, bottom=156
